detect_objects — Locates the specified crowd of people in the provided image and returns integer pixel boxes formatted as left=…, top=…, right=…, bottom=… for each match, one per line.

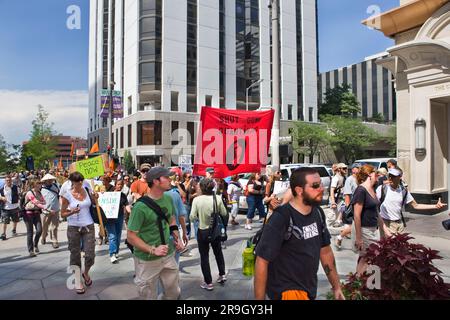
left=0, top=158, right=447, bottom=300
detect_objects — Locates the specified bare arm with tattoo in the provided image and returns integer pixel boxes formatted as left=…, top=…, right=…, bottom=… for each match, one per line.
left=320, top=245, right=345, bottom=300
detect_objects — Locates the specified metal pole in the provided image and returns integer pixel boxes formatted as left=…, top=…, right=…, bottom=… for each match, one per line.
left=271, top=0, right=280, bottom=167
left=109, top=83, right=114, bottom=158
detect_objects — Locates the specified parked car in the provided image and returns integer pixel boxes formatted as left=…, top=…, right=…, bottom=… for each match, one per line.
left=280, top=164, right=331, bottom=204
left=352, top=158, right=393, bottom=171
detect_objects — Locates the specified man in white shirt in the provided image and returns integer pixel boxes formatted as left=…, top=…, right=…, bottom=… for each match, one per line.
left=0, top=176, right=20, bottom=240
left=376, top=168, right=446, bottom=235
left=328, top=163, right=347, bottom=227
left=41, top=174, right=61, bottom=248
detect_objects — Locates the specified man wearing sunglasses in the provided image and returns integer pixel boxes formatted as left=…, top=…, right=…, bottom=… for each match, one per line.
left=255, top=167, right=344, bottom=300
left=130, top=163, right=151, bottom=203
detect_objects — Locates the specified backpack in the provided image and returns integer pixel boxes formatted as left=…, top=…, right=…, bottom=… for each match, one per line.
left=380, top=184, right=409, bottom=227
left=251, top=205, right=326, bottom=254
left=137, top=196, right=170, bottom=245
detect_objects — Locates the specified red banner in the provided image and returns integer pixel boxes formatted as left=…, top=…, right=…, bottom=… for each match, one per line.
left=193, top=107, right=275, bottom=178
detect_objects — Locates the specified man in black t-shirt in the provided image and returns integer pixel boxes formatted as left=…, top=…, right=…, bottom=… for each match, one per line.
left=254, top=167, right=345, bottom=300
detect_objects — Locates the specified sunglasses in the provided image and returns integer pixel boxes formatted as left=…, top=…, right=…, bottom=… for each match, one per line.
left=308, top=182, right=323, bottom=189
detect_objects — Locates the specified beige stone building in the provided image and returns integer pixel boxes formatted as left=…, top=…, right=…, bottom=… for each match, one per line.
left=363, top=0, right=450, bottom=204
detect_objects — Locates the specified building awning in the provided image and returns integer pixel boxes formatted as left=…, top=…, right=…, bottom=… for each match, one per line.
left=361, top=0, right=449, bottom=38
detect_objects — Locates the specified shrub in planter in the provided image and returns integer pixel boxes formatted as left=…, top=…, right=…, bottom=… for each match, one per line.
left=330, top=233, right=450, bottom=300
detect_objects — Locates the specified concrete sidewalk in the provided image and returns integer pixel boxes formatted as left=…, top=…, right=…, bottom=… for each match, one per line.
left=0, top=208, right=449, bottom=300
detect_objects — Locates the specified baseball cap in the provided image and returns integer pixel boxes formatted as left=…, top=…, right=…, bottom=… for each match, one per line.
left=351, top=163, right=362, bottom=169
left=388, top=168, right=402, bottom=177
left=146, top=167, right=174, bottom=183
left=140, top=163, right=151, bottom=171
left=206, top=167, right=215, bottom=174
left=337, top=163, right=347, bottom=169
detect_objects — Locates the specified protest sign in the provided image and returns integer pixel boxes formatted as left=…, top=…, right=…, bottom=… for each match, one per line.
left=98, top=192, right=122, bottom=219
left=75, top=156, right=104, bottom=179
left=273, top=181, right=290, bottom=197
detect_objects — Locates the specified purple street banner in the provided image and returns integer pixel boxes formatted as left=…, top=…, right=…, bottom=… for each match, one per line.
left=99, top=90, right=123, bottom=119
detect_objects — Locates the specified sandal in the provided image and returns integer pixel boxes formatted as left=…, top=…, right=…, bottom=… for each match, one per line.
left=82, top=273, right=93, bottom=287
left=76, top=286, right=86, bottom=294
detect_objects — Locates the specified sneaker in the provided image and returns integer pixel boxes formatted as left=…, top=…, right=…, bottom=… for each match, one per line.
left=200, top=282, right=214, bottom=291
left=246, top=224, right=252, bottom=230
left=34, top=247, right=40, bottom=253
left=230, top=220, right=239, bottom=226
left=110, top=255, right=119, bottom=264
left=29, top=251, right=36, bottom=257
left=221, top=242, right=227, bottom=249
left=217, top=275, right=227, bottom=284
left=1, top=234, right=6, bottom=241
left=52, top=242, right=59, bottom=249
left=41, top=238, right=46, bottom=245
left=12, top=229, right=17, bottom=237
left=114, top=253, right=119, bottom=259
left=335, top=238, right=342, bottom=251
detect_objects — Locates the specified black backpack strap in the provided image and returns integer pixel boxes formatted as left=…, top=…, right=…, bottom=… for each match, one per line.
left=399, top=187, right=408, bottom=227
left=138, top=196, right=168, bottom=245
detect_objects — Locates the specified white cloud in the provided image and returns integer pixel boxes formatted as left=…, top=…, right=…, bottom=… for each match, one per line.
left=0, top=90, right=88, bottom=145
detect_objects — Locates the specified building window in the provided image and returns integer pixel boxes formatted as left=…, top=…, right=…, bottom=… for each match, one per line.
left=187, top=122, right=195, bottom=146
left=205, top=95, right=212, bottom=107
left=102, top=118, right=108, bottom=128
left=309, top=107, right=314, bottom=122
left=120, top=127, right=124, bottom=149
left=128, top=124, right=132, bottom=147
left=187, top=0, right=197, bottom=113
left=111, top=132, right=114, bottom=148
left=116, top=128, right=119, bottom=149
left=171, top=121, right=179, bottom=146
left=137, top=121, right=162, bottom=145
left=288, top=104, right=293, bottom=120
left=171, top=91, right=179, bottom=111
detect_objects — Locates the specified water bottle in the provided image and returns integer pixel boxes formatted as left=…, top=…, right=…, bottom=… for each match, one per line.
left=242, top=244, right=255, bottom=276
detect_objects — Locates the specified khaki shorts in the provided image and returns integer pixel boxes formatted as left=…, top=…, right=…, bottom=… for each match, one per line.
left=351, top=224, right=380, bottom=256
left=382, top=219, right=405, bottom=235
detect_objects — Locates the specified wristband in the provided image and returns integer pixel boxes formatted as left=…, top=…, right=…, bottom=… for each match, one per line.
left=169, top=225, right=179, bottom=233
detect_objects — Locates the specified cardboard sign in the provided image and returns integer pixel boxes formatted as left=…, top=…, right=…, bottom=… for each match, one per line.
left=98, top=192, right=122, bottom=219
left=273, top=181, right=290, bottom=197
left=74, top=156, right=105, bottom=179
left=69, top=154, right=109, bottom=179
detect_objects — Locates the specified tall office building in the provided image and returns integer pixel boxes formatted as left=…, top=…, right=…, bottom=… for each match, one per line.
left=88, top=0, right=318, bottom=166
left=318, top=53, right=396, bottom=122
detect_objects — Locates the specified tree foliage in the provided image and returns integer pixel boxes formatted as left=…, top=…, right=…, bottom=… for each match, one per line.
left=319, top=84, right=361, bottom=119
left=0, top=136, right=23, bottom=173
left=291, top=122, right=329, bottom=163
left=323, top=115, right=379, bottom=164
left=123, top=150, right=135, bottom=174
left=23, top=105, right=58, bottom=170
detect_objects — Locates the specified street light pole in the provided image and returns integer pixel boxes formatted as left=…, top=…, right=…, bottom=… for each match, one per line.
left=109, top=81, right=115, bottom=158
left=246, top=79, right=264, bottom=111
left=271, top=0, right=280, bottom=168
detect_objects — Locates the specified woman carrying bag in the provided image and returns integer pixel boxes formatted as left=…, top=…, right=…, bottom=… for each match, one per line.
left=190, top=178, right=228, bottom=291
left=23, top=179, right=46, bottom=257
left=60, top=172, right=97, bottom=294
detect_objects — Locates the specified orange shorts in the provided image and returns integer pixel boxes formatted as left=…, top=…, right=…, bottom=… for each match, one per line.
left=281, top=290, right=309, bottom=300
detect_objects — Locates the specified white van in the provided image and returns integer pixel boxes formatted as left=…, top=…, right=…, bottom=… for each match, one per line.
left=352, top=158, right=393, bottom=171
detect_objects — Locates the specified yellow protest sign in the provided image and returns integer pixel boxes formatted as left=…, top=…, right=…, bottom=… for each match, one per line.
left=75, top=156, right=105, bottom=179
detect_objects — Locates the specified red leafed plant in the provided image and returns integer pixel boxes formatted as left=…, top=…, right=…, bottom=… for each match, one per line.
left=342, top=233, right=450, bottom=300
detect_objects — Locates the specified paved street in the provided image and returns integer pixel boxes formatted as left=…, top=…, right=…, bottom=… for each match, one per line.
left=0, top=208, right=449, bottom=300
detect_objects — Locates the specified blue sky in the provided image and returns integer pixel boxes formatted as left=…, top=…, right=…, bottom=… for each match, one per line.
left=0, top=0, right=89, bottom=90
left=0, top=0, right=398, bottom=90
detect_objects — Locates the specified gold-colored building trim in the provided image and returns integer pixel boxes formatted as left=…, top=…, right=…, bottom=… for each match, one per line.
left=361, top=0, right=449, bottom=38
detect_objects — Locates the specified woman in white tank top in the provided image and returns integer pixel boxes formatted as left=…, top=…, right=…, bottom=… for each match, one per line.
left=61, top=172, right=96, bottom=295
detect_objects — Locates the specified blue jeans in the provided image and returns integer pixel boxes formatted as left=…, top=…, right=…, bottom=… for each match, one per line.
left=105, top=213, right=124, bottom=257
left=246, top=195, right=266, bottom=220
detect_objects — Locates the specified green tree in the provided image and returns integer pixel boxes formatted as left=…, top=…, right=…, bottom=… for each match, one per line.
left=24, top=105, right=57, bottom=170
left=0, top=135, right=9, bottom=173
left=291, top=121, right=330, bottom=163
left=384, top=125, right=397, bottom=157
left=123, top=150, right=135, bottom=174
left=319, top=84, right=361, bottom=119
left=370, top=113, right=386, bottom=124
left=323, top=115, right=379, bottom=164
